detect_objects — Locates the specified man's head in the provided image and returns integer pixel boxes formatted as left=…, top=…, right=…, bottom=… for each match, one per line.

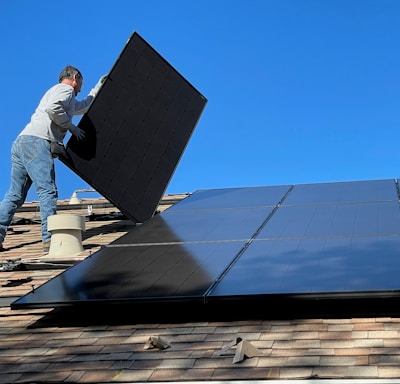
left=59, top=65, right=83, bottom=95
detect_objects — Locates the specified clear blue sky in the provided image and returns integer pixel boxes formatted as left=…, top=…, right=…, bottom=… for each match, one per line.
left=1, top=0, right=400, bottom=202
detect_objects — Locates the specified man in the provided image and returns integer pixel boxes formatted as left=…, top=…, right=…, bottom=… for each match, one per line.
left=0, top=65, right=106, bottom=252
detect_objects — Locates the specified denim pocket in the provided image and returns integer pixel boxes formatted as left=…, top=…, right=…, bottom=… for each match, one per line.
left=14, top=136, right=40, bottom=163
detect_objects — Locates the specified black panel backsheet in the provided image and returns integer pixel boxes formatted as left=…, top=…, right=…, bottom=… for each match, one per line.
left=12, top=180, right=400, bottom=314
left=61, top=32, right=207, bottom=223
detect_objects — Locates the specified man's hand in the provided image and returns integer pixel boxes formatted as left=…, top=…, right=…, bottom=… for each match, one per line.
left=89, top=74, right=108, bottom=97
left=70, top=125, right=85, bottom=140
left=99, top=74, right=108, bottom=84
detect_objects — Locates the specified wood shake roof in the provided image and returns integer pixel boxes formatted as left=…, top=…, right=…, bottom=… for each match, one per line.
left=1, top=194, right=400, bottom=383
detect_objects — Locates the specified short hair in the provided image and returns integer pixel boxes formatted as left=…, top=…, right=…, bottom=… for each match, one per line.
left=59, top=65, right=83, bottom=83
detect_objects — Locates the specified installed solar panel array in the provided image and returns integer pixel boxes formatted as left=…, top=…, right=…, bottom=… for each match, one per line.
left=12, top=179, right=400, bottom=312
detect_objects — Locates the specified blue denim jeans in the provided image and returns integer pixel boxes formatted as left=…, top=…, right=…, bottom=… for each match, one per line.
left=0, top=135, right=58, bottom=243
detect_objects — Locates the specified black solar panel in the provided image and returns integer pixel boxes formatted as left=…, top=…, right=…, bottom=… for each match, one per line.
left=61, top=32, right=207, bottom=223
left=12, top=179, right=400, bottom=315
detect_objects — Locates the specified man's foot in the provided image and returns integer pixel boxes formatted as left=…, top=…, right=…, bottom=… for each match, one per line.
left=0, top=243, right=5, bottom=252
left=42, top=241, right=51, bottom=253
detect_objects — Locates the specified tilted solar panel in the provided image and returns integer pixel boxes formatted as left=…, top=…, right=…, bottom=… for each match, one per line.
left=61, top=32, right=207, bottom=223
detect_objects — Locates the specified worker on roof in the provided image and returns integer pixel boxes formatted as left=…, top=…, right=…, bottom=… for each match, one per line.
left=0, top=65, right=106, bottom=253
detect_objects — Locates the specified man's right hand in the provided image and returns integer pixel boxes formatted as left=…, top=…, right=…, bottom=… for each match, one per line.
left=70, top=125, right=86, bottom=140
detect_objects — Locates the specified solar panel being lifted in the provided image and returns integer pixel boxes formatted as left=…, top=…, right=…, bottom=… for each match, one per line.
left=11, top=179, right=400, bottom=318
left=61, top=32, right=207, bottom=223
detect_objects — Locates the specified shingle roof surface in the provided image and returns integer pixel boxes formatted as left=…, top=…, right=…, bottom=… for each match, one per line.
left=2, top=195, right=400, bottom=383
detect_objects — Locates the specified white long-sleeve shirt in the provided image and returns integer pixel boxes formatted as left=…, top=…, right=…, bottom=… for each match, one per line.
left=19, top=83, right=94, bottom=143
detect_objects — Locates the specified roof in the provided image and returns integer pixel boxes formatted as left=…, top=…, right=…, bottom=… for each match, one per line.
left=2, top=194, right=400, bottom=383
